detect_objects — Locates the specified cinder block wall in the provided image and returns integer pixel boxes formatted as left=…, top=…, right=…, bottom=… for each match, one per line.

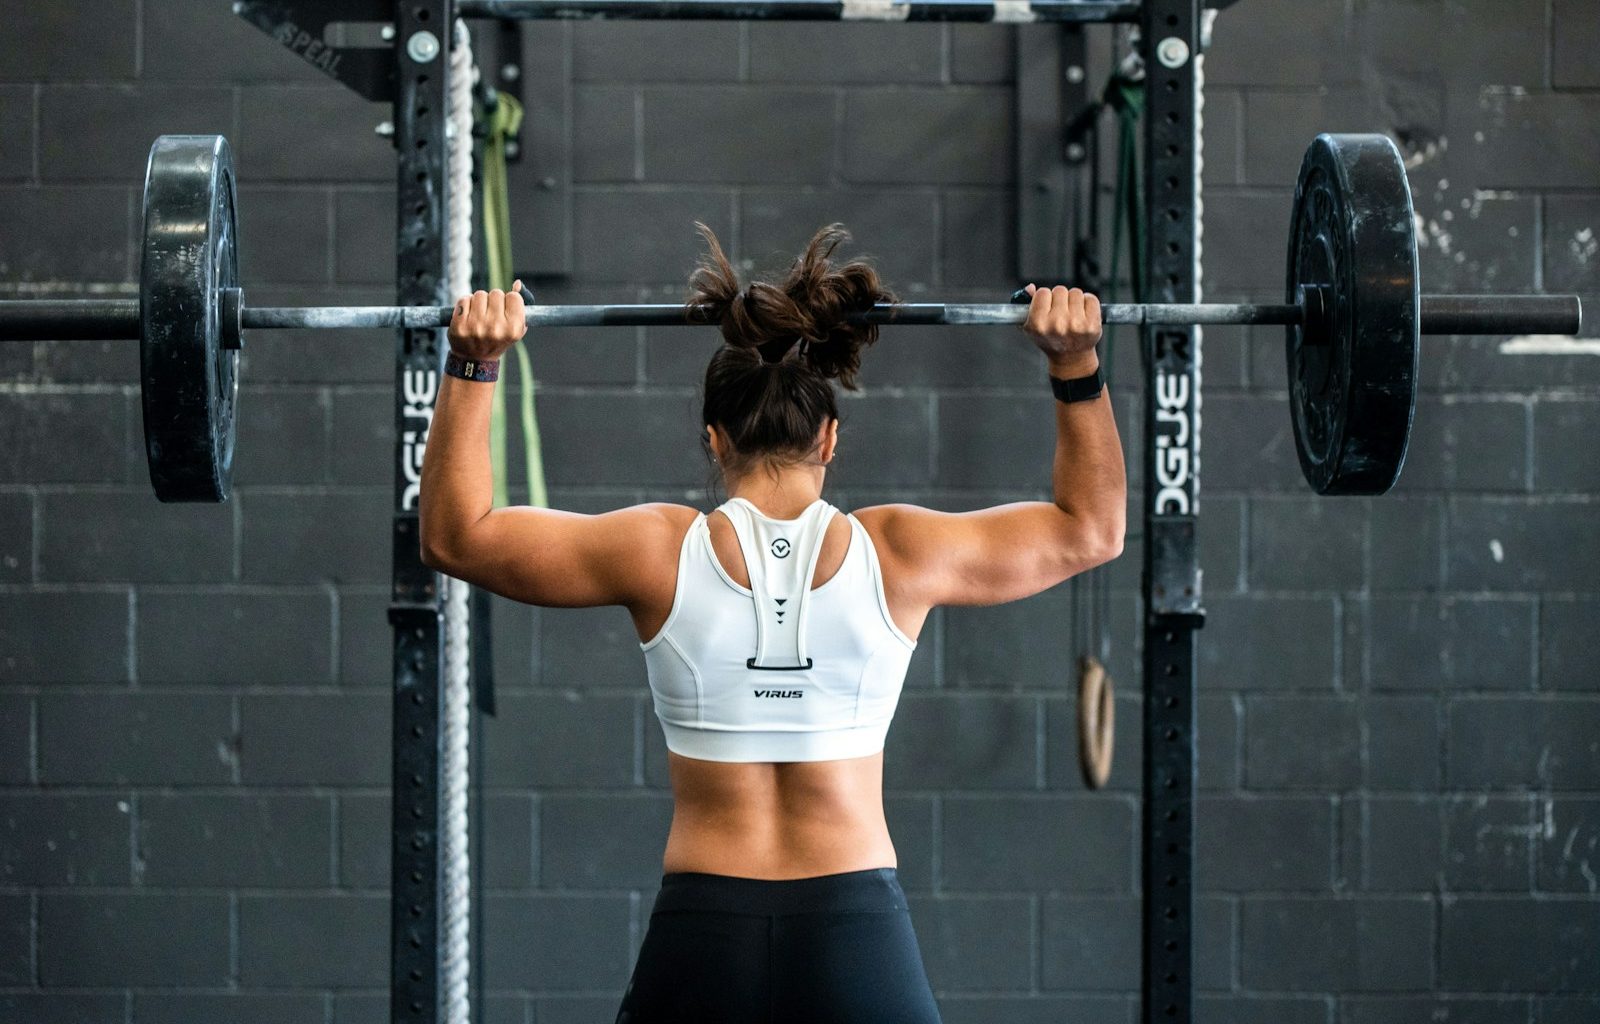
left=1, top=2, right=1596, bottom=1023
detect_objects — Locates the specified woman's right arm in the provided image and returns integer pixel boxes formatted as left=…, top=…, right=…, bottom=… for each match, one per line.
left=857, top=286, right=1126, bottom=612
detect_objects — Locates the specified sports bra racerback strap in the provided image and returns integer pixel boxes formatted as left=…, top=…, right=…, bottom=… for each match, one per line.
left=716, top=497, right=835, bottom=671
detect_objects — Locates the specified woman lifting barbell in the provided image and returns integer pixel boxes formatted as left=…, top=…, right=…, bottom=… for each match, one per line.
left=417, top=223, right=1126, bottom=1024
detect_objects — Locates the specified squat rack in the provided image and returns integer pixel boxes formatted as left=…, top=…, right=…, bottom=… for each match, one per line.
left=236, top=2, right=1217, bottom=1021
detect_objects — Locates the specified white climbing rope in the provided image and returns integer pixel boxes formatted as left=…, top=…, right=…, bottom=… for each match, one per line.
left=441, top=17, right=478, bottom=1024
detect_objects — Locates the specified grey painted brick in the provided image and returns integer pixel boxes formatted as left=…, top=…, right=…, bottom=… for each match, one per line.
left=240, top=489, right=391, bottom=584
left=944, top=587, right=1072, bottom=689
left=1366, top=596, right=1536, bottom=692
left=1201, top=90, right=1244, bottom=188
left=572, top=188, right=734, bottom=284
left=38, top=693, right=232, bottom=785
left=843, top=89, right=1013, bottom=185
left=327, top=388, right=395, bottom=487
left=572, top=21, right=741, bottom=83
left=38, top=892, right=229, bottom=986
left=483, top=693, right=635, bottom=788
left=1542, top=796, right=1600, bottom=889
left=1540, top=599, right=1600, bottom=692
left=1397, top=398, right=1529, bottom=494
left=1365, top=695, right=1443, bottom=791
left=828, top=393, right=935, bottom=490
left=884, top=694, right=1037, bottom=790
left=0, top=392, right=128, bottom=486
left=573, top=86, right=638, bottom=183
left=40, top=490, right=233, bottom=584
left=39, top=85, right=233, bottom=182
left=140, top=0, right=333, bottom=82
left=1440, top=898, right=1600, bottom=991
left=750, top=24, right=943, bottom=83
left=1243, top=89, right=1410, bottom=188
left=1200, top=191, right=1289, bottom=297
left=330, top=993, right=386, bottom=1024
left=336, top=588, right=395, bottom=689
left=332, top=188, right=395, bottom=285
left=0, top=993, right=126, bottom=1024
left=1356, top=0, right=1547, bottom=87
left=515, top=320, right=639, bottom=388
left=0, top=695, right=29, bottom=784
left=886, top=795, right=934, bottom=892
left=0, top=589, right=129, bottom=684
left=1196, top=796, right=1335, bottom=892
left=0, top=87, right=32, bottom=179
left=1198, top=997, right=1330, bottom=1024
left=950, top=25, right=1013, bottom=84
left=1247, top=496, right=1365, bottom=590
left=908, top=894, right=1032, bottom=991
left=0, top=2, right=135, bottom=80
left=1340, top=995, right=1529, bottom=1024
left=1447, top=498, right=1600, bottom=591
left=1199, top=596, right=1337, bottom=692
left=942, top=188, right=1014, bottom=288
left=1453, top=89, right=1600, bottom=190
left=1553, top=0, right=1600, bottom=88
left=1539, top=997, right=1600, bottom=1024
left=935, top=392, right=1055, bottom=489
left=535, top=997, right=622, bottom=1024
left=484, top=592, right=541, bottom=692
left=1370, top=497, right=1444, bottom=592
left=1195, top=897, right=1236, bottom=989
left=542, top=794, right=672, bottom=888
left=1245, top=696, right=1361, bottom=791
left=1425, top=335, right=1599, bottom=393
left=1413, top=191, right=1538, bottom=297
left=938, top=995, right=1132, bottom=1024
left=643, top=87, right=834, bottom=185
left=942, top=795, right=1133, bottom=892
left=536, top=392, right=705, bottom=487
left=1040, top=895, right=1139, bottom=991
left=34, top=336, right=139, bottom=385
left=139, top=589, right=333, bottom=685
left=238, top=893, right=386, bottom=987
left=739, top=188, right=939, bottom=288
left=235, top=386, right=331, bottom=485
left=138, top=793, right=332, bottom=888
left=237, top=185, right=330, bottom=284
left=0, top=492, right=31, bottom=582
left=862, top=321, right=1060, bottom=390
left=1544, top=195, right=1600, bottom=298
left=540, top=608, right=646, bottom=688
left=1442, top=795, right=1536, bottom=892
left=0, top=891, right=27, bottom=986
left=0, top=185, right=130, bottom=282
left=642, top=324, right=723, bottom=386
left=1204, top=3, right=1359, bottom=87
left=0, top=793, right=129, bottom=886
left=1361, top=795, right=1441, bottom=891
left=1534, top=400, right=1600, bottom=493
left=233, top=286, right=394, bottom=384
left=335, top=792, right=387, bottom=890
left=1240, top=896, right=1434, bottom=992
left=1447, top=697, right=1600, bottom=791
left=237, top=87, right=394, bottom=183
left=239, top=693, right=387, bottom=786
left=484, top=894, right=633, bottom=989
left=1201, top=394, right=1304, bottom=492
left=132, top=992, right=328, bottom=1024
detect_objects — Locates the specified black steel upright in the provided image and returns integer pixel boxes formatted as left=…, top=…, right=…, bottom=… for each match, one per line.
left=1139, top=2, right=1203, bottom=1024
left=388, top=2, right=454, bottom=1023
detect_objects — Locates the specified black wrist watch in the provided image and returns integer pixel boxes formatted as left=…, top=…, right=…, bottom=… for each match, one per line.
left=1049, top=365, right=1105, bottom=404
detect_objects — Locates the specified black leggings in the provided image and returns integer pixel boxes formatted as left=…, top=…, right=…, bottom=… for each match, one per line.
left=614, top=867, right=942, bottom=1024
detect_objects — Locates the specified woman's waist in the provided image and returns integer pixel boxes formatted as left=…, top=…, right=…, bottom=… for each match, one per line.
left=652, top=866, right=908, bottom=917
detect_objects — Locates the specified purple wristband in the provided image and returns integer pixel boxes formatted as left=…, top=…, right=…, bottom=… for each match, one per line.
left=445, top=351, right=500, bottom=383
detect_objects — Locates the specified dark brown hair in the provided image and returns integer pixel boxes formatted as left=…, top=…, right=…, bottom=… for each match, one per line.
left=688, top=222, right=895, bottom=473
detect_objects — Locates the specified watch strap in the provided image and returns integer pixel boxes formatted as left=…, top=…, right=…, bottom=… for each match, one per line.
left=1049, top=366, right=1105, bottom=404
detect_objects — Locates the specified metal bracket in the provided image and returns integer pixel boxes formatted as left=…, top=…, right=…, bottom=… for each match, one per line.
left=234, top=0, right=398, bottom=101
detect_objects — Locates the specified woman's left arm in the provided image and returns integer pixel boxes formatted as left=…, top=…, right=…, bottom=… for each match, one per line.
left=418, top=286, right=683, bottom=608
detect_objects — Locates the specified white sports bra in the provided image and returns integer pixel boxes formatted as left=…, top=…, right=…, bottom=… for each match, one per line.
left=640, top=497, right=917, bottom=763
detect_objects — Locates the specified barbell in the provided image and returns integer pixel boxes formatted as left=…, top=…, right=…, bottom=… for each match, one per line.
left=0, top=133, right=1582, bottom=502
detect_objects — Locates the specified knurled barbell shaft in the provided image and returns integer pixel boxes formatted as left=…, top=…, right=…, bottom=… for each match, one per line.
left=0, top=294, right=1581, bottom=340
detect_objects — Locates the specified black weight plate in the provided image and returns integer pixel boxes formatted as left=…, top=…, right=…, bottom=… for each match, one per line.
left=140, top=135, right=239, bottom=502
left=1285, top=133, right=1419, bottom=496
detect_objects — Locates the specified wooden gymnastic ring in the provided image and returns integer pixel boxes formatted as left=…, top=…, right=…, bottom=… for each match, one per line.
left=1077, top=655, right=1114, bottom=790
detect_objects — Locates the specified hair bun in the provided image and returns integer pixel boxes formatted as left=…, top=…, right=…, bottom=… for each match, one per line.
left=686, top=221, right=894, bottom=390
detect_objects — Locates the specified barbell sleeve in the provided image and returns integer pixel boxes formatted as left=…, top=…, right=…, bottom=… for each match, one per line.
left=1420, top=294, right=1583, bottom=337
left=0, top=299, right=140, bottom=341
